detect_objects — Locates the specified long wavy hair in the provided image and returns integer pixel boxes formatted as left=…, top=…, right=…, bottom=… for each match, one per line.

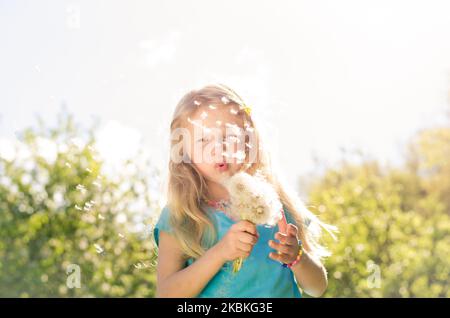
left=166, top=83, right=336, bottom=260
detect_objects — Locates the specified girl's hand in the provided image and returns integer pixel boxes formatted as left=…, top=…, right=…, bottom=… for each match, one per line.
left=215, top=220, right=259, bottom=263
left=268, top=223, right=300, bottom=264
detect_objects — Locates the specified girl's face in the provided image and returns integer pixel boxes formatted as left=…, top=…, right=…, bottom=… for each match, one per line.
left=185, top=103, right=251, bottom=184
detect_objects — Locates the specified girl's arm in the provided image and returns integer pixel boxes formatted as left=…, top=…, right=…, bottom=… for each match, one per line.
left=155, top=231, right=225, bottom=298
left=156, top=221, right=259, bottom=298
left=269, top=224, right=328, bottom=297
left=290, top=251, right=328, bottom=297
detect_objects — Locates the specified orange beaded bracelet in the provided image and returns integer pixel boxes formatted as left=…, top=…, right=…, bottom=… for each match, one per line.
left=282, top=239, right=303, bottom=268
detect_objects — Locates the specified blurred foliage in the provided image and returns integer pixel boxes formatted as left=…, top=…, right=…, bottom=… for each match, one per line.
left=0, top=113, right=159, bottom=297
left=307, top=123, right=450, bottom=297
left=1, top=110, right=449, bottom=297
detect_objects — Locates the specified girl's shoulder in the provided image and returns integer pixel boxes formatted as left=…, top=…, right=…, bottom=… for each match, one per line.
left=153, top=205, right=173, bottom=247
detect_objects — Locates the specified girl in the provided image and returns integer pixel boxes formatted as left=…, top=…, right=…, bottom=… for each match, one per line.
left=153, top=83, right=336, bottom=298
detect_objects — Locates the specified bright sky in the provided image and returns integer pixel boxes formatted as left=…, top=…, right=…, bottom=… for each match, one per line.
left=1, top=0, right=449, bottom=191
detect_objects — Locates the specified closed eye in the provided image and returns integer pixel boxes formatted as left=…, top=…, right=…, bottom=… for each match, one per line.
left=197, top=137, right=211, bottom=143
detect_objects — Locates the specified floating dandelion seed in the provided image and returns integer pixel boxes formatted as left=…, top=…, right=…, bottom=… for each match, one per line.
left=98, top=214, right=105, bottom=220
left=142, top=260, right=155, bottom=268
left=230, top=108, right=239, bottom=115
left=208, top=104, right=217, bottom=110
left=221, top=96, right=230, bottom=104
left=84, top=202, right=93, bottom=211
left=194, top=100, right=201, bottom=106
left=76, top=184, right=86, bottom=193
left=74, top=204, right=82, bottom=211
left=85, top=168, right=92, bottom=173
left=227, top=135, right=241, bottom=143
left=65, top=162, right=71, bottom=168
left=233, top=150, right=246, bottom=161
left=133, top=263, right=143, bottom=269
left=187, top=117, right=202, bottom=128
left=200, top=111, right=208, bottom=120
left=133, top=260, right=153, bottom=269
left=94, top=244, right=104, bottom=254
left=92, top=181, right=101, bottom=188
left=118, top=233, right=125, bottom=239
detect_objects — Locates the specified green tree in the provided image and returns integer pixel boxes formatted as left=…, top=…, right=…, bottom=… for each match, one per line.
left=0, top=113, right=159, bottom=297
left=305, top=124, right=450, bottom=297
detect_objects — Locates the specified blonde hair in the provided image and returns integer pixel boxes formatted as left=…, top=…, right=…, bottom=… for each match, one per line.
left=166, top=83, right=336, bottom=260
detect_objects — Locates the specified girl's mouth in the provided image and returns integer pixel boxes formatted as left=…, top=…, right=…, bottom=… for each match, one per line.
left=215, top=163, right=228, bottom=172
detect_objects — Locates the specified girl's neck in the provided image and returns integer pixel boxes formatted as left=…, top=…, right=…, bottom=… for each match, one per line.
left=206, top=180, right=230, bottom=202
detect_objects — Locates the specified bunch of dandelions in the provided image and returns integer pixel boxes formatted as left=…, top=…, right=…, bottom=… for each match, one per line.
left=222, top=171, right=283, bottom=273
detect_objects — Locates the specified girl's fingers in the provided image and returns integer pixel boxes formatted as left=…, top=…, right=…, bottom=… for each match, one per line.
left=237, top=241, right=253, bottom=253
left=275, top=232, right=297, bottom=246
left=238, top=232, right=258, bottom=245
left=235, top=220, right=258, bottom=236
left=274, top=232, right=288, bottom=244
left=268, top=252, right=291, bottom=264
left=268, top=252, right=280, bottom=261
left=239, top=250, right=250, bottom=259
left=277, top=213, right=288, bottom=234
left=268, top=240, right=291, bottom=254
left=287, top=223, right=298, bottom=236
left=285, top=235, right=298, bottom=246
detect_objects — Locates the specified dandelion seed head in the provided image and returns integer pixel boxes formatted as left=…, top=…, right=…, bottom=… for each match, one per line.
left=223, top=172, right=283, bottom=226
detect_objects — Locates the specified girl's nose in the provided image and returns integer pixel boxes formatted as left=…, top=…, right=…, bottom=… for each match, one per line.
left=210, top=140, right=224, bottom=160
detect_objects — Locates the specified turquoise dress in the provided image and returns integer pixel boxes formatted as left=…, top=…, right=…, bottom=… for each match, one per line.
left=153, top=204, right=302, bottom=298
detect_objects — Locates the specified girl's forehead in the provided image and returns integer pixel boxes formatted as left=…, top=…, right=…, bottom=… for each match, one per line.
left=190, top=104, right=244, bottom=128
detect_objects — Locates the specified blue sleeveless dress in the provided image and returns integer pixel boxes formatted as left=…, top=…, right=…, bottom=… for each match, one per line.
left=153, top=205, right=302, bottom=298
